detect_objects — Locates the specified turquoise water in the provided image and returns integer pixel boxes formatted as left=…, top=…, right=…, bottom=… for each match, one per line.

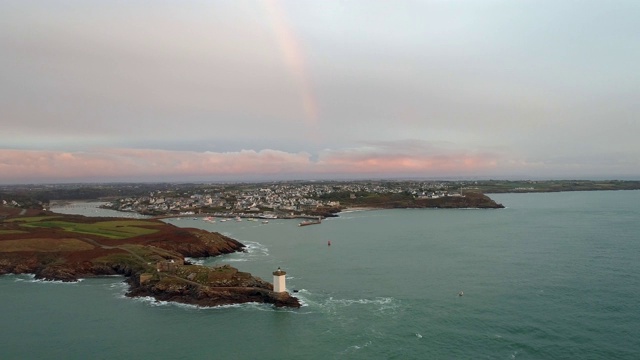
left=2, top=191, right=639, bottom=359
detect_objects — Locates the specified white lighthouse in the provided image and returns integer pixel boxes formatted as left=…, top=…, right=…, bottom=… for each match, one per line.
left=272, top=267, right=287, bottom=293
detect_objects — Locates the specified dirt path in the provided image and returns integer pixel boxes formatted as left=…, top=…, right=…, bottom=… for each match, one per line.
left=80, top=237, right=148, bottom=263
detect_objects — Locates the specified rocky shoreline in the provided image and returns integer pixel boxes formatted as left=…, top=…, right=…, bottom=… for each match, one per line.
left=0, top=210, right=301, bottom=308
left=126, top=271, right=300, bottom=308
left=332, top=192, right=504, bottom=211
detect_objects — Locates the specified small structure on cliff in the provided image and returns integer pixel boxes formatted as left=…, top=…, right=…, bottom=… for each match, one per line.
left=273, top=267, right=287, bottom=293
left=156, top=259, right=183, bottom=273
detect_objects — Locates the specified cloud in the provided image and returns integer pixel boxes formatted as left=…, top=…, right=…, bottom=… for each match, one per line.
left=0, top=141, right=502, bottom=183
left=0, top=148, right=315, bottom=183
left=316, top=140, right=499, bottom=175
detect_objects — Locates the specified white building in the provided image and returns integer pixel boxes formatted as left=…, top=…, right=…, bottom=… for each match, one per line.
left=272, top=267, right=287, bottom=293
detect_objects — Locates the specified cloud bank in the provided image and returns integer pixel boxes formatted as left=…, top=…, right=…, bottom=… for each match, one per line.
left=0, top=141, right=501, bottom=183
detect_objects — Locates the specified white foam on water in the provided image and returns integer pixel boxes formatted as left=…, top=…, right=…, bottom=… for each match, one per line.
left=109, top=281, right=128, bottom=290
left=242, top=241, right=270, bottom=256
left=319, top=296, right=400, bottom=315
left=14, top=275, right=84, bottom=284
left=184, top=257, right=205, bottom=265
left=327, top=296, right=395, bottom=307
left=11, top=273, right=36, bottom=282
left=130, top=295, right=202, bottom=309
left=128, top=296, right=288, bottom=311
left=340, top=340, right=373, bottom=355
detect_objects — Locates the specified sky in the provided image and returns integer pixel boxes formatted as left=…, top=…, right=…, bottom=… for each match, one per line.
left=1, top=0, right=639, bottom=184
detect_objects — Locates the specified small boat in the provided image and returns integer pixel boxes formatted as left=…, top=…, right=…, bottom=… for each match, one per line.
left=262, top=220, right=269, bottom=224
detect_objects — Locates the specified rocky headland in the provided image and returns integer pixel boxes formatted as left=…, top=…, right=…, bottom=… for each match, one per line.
left=0, top=208, right=300, bottom=308
left=333, top=192, right=504, bottom=212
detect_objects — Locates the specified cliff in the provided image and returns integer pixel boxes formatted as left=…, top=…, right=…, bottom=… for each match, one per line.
left=412, top=192, right=504, bottom=209
left=336, top=192, right=504, bottom=210
left=0, top=209, right=300, bottom=308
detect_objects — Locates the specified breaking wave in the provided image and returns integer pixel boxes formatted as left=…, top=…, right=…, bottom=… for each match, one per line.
left=241, top=241, right=270, bottom=256
left=184, top=257, right=205, bottom=265
left=13, top=274, right=84, bottom=284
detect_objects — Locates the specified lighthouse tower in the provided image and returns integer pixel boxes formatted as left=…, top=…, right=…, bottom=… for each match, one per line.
left=272, top=267, right=287, bottom=293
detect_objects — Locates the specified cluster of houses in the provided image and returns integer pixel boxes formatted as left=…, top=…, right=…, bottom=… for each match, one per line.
left=1, top=200, right=21, bottom=207
left=101, top=181, right=465, bottom=216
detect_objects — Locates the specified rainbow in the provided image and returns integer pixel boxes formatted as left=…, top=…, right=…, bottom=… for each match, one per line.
left=263, top=0, right=319, bottom=125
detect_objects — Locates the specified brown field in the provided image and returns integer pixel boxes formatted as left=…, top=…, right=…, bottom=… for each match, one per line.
left=0, top=238, right=95, bottom=252
left=0, top=230, right=27, bottom=235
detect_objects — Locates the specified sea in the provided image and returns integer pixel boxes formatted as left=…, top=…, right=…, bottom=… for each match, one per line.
left=1, top=191, right=639, bottom=359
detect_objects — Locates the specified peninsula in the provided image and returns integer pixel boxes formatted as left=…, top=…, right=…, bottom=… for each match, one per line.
left=1, top=180, right=504, bottom=220
left=0, top=206, right=300, bottom=308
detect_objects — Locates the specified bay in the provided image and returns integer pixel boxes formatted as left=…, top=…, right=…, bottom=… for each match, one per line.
left=1, top=191, right=639, bottom=359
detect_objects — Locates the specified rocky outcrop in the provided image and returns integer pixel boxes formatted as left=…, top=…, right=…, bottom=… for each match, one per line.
left=413, top=192, right=505, bottom=209
left=127, top=277, right=301, bottom=308
left=0, top=255, right=139, bottom=282
left=126, top=264, right=300, bottom=308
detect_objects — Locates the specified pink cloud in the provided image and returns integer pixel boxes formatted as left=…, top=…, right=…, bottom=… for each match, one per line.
left=316, top=141, right=499, bottom=175
left=0, top=143, right=500, bottom=183
left=0, top=149, right=314, bottom=182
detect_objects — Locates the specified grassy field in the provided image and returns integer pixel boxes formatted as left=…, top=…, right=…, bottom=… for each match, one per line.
left=5, top=215, right=62, bottom=223
left=0, top=238, right=94, bottom=252
left=14, top=219, right=162, bottom=239
left=93, top=253, right=153, bottom=273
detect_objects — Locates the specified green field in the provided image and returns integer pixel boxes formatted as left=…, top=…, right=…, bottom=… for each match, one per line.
left=16, top=219, right=162, bottom=239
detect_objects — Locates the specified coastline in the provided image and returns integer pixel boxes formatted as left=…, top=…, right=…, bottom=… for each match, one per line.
left=96, top=192, right=505, bottom=220
left=340, top=207, right=377, bottom=212
left=0, top=209, right=301, bottom=308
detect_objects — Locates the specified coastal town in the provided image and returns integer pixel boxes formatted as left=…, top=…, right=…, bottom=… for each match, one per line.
left=4, top=179, right=639, bottom=216
left=97, top=181, right=470, bottom=218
